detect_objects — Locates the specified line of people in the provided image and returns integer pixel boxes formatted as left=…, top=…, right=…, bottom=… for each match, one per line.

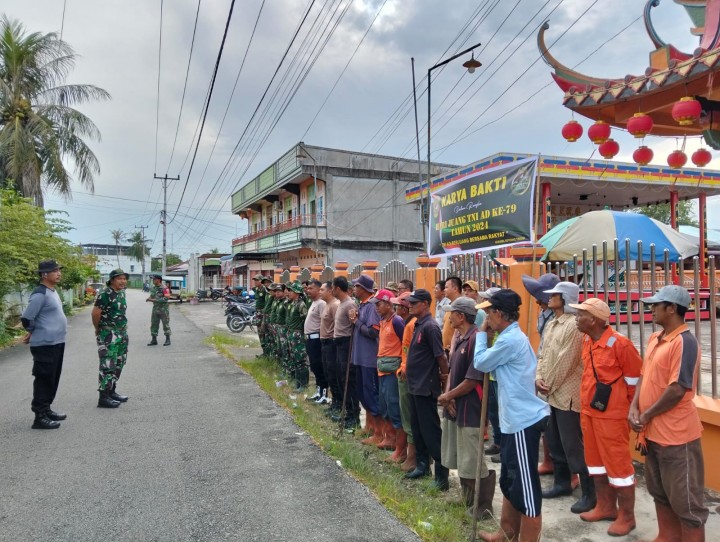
left=251, top=271, right=709, bottom=542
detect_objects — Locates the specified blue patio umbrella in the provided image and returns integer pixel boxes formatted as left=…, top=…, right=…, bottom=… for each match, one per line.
left=540, top=210, right=698, bottom=262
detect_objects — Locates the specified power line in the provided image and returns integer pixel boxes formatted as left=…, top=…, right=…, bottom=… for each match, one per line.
left=165, top=0, right=203, bottom=174
left=170, top=0, right=237, bottom=221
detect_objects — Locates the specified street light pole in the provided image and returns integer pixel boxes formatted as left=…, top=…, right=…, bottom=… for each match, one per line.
left=425, top=42, right=482, bottom=255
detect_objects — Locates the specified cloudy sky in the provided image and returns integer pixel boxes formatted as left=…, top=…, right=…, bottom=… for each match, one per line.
left=4, top=0, right=718, bottom=257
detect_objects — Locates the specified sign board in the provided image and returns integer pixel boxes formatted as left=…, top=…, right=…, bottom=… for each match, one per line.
left=428, top=156, right=538, bottom=256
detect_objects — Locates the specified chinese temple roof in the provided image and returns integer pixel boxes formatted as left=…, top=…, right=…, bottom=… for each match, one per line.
left=540, top=0, right=720, bottom=146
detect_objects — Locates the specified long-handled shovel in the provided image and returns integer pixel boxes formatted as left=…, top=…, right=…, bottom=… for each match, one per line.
left=470, top=372, right=491, bottom=542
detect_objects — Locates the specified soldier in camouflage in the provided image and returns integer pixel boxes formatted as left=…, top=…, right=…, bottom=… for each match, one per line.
left=264, top=284, right=278, bottom=361
left=146, top=274, right=171, bottom=346
left=274, top=285, right=290, bottom=375
left=92, top=268, right=130, bottom=408
left=253, top=274, right=271, bottom=358
left=286, top=282, right=310, bottom=391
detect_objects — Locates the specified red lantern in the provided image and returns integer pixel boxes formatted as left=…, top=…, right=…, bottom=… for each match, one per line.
left=561, top=120, right=583, bottom=142
left=588, top=120, right=611, bottom=144
left=671, top=97, right=702, bottom=126
left=626, top=112, right=653, bottom=138
left=598, top=138, right=619, bottom=159
left=667, top=150, right=688, bottom=168
left=633, top=145, right=654, bottom=165
left=691, top=147, right=712, bottom=167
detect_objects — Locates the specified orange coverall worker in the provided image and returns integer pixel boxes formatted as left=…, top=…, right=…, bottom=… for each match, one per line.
left=580, top=326, right=643, bottom=487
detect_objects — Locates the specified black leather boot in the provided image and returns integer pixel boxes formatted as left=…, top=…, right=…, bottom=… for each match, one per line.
left=147, top=336, right=158, bottom=346
left=432, top=463, right=450, bottom=491
left=571, top=473, right=597, bottom=513
left=163, top=335, right=171, bottom=346
left=110, top=384, right=128, bottom=403
left=98, top=390, right=120, bottom=408
left=404, top=459, right=430, bottom=479
left=542, top=464, right=573, bottom=498
left=32, top=412, right=60, bottom=429
left=47, top=409, right=67, bottom=421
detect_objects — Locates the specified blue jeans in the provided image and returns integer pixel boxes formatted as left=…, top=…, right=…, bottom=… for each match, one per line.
left=378, top=373, right=402, bottom=428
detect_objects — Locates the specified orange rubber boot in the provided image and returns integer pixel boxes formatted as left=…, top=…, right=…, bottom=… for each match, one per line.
left=400, top=443, right=416, bottom=472
left=377, top=424, right=396, bottom=450
left=357, top=412, right=375, bottom=438
left=518, top=515, right=542, bottom=542
left=646, top=501, right=682, bottom=542
left=363, top=416, right=385, bottom=446
left=580, top=476, right=618, bottom=523
left=479, top=497, right=522, bottom=542
left=538, top=434, right=554, bottom=475
left=386, top=428, right=407, bottom=462
left=607, top=485, right=636, bottom=537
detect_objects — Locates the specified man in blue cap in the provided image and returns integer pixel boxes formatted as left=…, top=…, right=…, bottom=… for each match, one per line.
left=21, top=260, right=68, bottom=429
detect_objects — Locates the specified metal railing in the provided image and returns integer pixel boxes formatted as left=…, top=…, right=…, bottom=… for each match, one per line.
left=231, top=214, right=326, bottom=246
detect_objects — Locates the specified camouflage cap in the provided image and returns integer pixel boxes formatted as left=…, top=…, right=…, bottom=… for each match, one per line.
left=107, top=268, right=129, bottom=286
left=253, top=274, right=265, bottom=281
left=289, top=283, right=304, bottom=294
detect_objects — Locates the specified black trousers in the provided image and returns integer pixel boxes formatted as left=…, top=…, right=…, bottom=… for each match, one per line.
left=305, top=337, right=326, bottom=390
left=545, top=406, right=588, bottom=475
left=30, top=343, right=65, bottom=414
left=321, top=339, right=339, bottom=406
left=409, top=393, right=442, bottom=466
left=334, top=336, right=359, bottom=419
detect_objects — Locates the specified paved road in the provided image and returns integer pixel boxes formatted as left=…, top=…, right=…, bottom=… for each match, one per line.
left=0, top=289, right=419, bottom=542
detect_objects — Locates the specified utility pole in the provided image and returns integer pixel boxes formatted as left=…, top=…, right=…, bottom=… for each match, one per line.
left=154, top=174, right=180, bottom=277
left=134, top=224, right=149, bottom=281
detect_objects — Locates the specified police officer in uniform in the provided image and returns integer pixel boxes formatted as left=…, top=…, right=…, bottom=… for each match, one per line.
left=146, top=274, right=171, bottom=346
left=92, top=269, right=131, bottom=408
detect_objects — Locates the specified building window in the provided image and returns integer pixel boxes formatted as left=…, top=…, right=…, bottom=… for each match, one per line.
left=318, top=196, right=323, bottom=223
left=130, top=265, right=135, bottom=272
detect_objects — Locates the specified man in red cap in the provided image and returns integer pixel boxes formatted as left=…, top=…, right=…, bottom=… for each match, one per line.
left=570, top=297, right=643, bottom=537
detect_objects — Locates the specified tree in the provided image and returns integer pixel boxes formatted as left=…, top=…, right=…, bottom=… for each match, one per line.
left=0, top=188, right=95, bottom=342
left=110, top=229, right=124, bottom=267
left=126, top=231, right=150, bottom=279
left=151, top=253, right=181, bottom=272
left=633, top=201, right=698, bottom=227
left=0, top=16, right=110, bottom=206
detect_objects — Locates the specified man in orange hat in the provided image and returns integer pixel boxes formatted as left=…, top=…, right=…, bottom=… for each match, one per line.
left=569, top=297, right=643, bottom=537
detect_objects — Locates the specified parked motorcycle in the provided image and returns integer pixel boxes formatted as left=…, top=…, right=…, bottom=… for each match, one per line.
left=209, top=287, right=225, bottom=301
left=225, top=302, right=258, bottom=333
left=195, top=289, right=210, bottom=301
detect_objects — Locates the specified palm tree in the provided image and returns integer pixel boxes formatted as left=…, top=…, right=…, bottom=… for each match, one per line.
left=110, top=229, right=124, bottom=268
left=126, top=231, right=150, bottom=279
left=0, top=16, right=110, bottom=206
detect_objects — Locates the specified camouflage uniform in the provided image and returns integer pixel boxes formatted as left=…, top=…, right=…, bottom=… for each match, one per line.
left=149, top=284, right=171, bottom=337
left=273, top=296, right=289, bottom=374
left=285, top=291, right=309, bottom=388
left=254, top=281, right=269, bottom=356
left=264, top=293, right=277, bottom=360
left=95, top=286, right=129, bottom=391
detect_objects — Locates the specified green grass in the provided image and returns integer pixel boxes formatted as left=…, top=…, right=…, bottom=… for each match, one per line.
left=206, top=331, right=497, bottom=542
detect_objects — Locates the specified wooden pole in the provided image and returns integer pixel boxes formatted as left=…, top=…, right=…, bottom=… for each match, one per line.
left=470, top=372, right=491, bottom=542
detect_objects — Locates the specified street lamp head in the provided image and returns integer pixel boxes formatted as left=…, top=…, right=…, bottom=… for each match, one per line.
left=463, top=54, right=481, bottom=74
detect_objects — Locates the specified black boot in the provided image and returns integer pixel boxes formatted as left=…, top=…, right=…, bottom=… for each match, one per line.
left=432, top=463, right=450, bottom=491
left=147, top=336, right=158, bottom=346
left=542, top=464, right=574, bottom=498
left=32, top=412, right=60, bottom=429
left=405, top=458, right=430, bottom=479
left=47, top=409, right=67, bottom=421
left=110, top=384, right=128, bottom=403
left=98, top=390, right=121, bottom=408
left=570, top=473, right=597, bottom=513
left=163, top=335, right=171, bottom=346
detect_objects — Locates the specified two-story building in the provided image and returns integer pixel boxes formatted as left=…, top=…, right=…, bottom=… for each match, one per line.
left=230, top=143, right=456, bottom=276
left=81, top=243, right=150, bottom=282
